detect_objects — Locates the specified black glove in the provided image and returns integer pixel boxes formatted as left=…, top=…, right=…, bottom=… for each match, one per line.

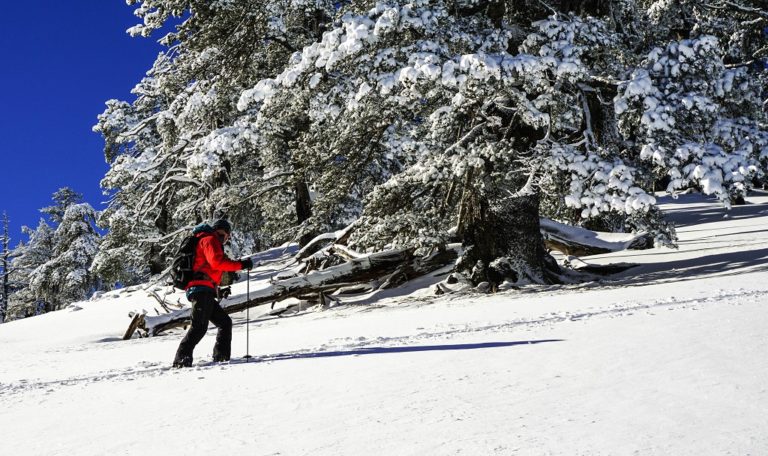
left=240, top=258, right=254, bottom=270
left=218, top=286, right=232, bottom=299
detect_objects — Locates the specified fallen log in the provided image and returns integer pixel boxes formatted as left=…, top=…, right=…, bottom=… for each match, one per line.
left=124, top=247, right=457, bottom=339
left=294, top=222, right=358, bottom=261
left=540, top=218, right=653, bottom=257
left=123, top=312, right=146, bottom=340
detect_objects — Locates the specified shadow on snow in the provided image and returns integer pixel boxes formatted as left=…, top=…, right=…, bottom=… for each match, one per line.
left=228, top=340, right=564, bottom=365
left=594, top=247, right=768, bottom=289
left=659, top=193, right=768, bottom=228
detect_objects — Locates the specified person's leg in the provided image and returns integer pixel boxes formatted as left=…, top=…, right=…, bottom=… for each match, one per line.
left=173, top=290, right=216, bottom=367
left=209, top=302, right=233, bottom=362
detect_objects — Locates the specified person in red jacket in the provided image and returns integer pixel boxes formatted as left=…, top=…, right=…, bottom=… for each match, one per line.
left=173, top=219, right=253, bottom=368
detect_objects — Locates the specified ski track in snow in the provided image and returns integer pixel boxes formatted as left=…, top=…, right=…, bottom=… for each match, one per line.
left=2, top=286, right=760, bottom=399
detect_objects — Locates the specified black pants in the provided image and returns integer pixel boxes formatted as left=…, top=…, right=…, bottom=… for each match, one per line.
left=173, top=289, right=232, bottom=365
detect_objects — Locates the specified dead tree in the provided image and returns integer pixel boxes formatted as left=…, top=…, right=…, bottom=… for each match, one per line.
left=124, top=247, right=457, bottom=339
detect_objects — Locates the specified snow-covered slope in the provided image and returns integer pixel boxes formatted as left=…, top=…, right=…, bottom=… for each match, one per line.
left=2, top=193, right=767, bottom=455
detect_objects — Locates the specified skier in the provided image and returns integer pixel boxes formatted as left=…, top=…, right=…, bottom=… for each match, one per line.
left=173, top=219, right=253, bottom=368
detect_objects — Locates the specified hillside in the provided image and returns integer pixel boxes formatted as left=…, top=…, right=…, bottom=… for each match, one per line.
left=1, top=193, right=767, bottom=455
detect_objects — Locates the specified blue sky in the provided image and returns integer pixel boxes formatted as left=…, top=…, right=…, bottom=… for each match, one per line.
left=0, top=1, right=166, bottom=244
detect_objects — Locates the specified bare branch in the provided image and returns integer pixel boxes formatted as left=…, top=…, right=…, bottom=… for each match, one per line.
left=504, top=165, right=540, bottom=200
left=536, top=0, right=559, bottom=16
left=444, top=121, right=488, bottom=155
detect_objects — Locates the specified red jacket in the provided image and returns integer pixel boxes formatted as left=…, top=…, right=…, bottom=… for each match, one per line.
left=186, top=232, right=242, bottom=290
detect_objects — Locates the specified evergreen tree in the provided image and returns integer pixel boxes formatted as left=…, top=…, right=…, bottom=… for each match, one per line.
left=8, top=220, right=55, bottom=317
left=41, top=188, right=83, bottom=224
left=236, top=0, right=766, bottom=284
left=98, top=0, right=768, bottom=287
left=29, top=203, right=101, bottom=311
left=1, top=213, right=10, bottom=323
left=8, top=189, right=102, bottom=314
left=94, top=0, right=337, bottom=282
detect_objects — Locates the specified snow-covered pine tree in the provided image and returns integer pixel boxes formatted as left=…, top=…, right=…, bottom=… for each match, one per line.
left=41, top=188, right=83, bottom=225
left=1, top=212, right=10, bottom=323
left=8, top=220, right=55, bottom=317
left=237, top=1, right=649, bottom=284
left=611, top=0, right=768, bottom=205
left=94, top=0, right=337, bottom=282
left=237, top=0, right=767, bottom=285
left=98, top=0, right=767, bottom=288
left=28, top=192, right=101, bottom=312
left=615, top=34, right=768, bottom=206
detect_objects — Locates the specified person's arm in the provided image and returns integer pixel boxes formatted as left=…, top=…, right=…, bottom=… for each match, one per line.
left=200, top=237, right=244, bottom=272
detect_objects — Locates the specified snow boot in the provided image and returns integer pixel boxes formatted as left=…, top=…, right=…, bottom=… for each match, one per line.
left=172, top=356, right=192, bottom=368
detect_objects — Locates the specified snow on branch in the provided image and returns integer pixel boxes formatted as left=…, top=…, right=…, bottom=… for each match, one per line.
left=124, top=247, right=458, bottom=338
left=540, top=218, right=653, bottom=256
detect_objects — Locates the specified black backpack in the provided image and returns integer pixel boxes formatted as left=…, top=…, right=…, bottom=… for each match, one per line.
left=169, top=234, right=202, bottom=289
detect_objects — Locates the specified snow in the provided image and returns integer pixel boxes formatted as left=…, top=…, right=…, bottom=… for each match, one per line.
left=540, top=218, right=648, bottom=252
left=2, top=193, right=768, bottom=455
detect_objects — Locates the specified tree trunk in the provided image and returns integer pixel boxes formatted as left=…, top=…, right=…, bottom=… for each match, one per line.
left=148, top=205, right=169, bottom=275
left=295, top=179, right=312, bottom=224
left=458, top=189, right=560, bottom=286
left=556, top=0, right=611, bottom=15
left=295, top=178, right=315, bottom=246
left=487, top=0, right=505, bottom=27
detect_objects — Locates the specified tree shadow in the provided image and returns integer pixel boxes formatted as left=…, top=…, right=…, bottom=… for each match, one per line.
left=676, top=228, right=768, bottom=243
left=604, top=247, right=768, bottom=287
left=575, top=194, right=768, bottom=287
left=660, top=194, right=768, bottom=228
left=228, top=340, right=564, bottom=364
left=95, top=337, right=123, bottom=343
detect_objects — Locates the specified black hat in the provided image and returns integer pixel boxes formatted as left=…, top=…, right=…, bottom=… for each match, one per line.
left=212, top=219, right=232, bottom=234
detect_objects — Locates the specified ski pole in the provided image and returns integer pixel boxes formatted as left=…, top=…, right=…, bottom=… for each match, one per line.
left=244, top=266, right=252, bottom=360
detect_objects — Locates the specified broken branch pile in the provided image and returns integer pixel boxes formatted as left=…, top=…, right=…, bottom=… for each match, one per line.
left=124, top=247, right=457, bottom=339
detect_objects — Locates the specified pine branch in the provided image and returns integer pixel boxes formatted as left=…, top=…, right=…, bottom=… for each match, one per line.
left=720, top=0, right=768, bottom=19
